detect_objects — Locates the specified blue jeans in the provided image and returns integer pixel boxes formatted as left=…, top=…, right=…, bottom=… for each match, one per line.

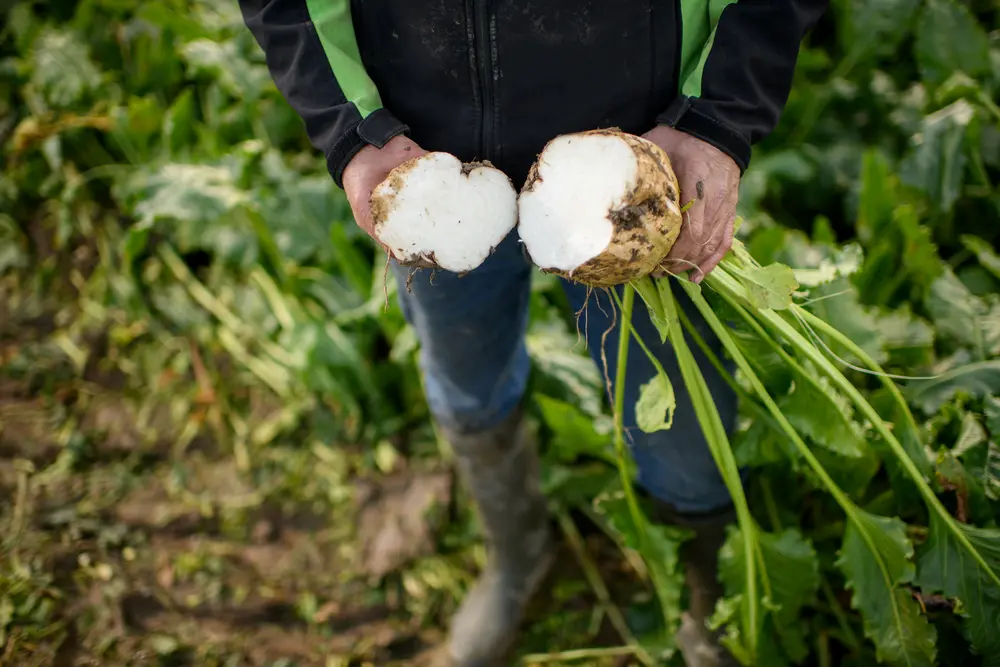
left=392, top=232, right=737, bottom=515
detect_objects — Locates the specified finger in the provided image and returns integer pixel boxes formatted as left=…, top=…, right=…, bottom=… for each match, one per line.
left=692, top=203, right=736, bottom=284
left=666, top=193, right=705, bottom=259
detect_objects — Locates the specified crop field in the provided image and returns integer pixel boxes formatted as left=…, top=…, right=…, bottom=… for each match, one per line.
left=1, top=1, right=999, bottom=666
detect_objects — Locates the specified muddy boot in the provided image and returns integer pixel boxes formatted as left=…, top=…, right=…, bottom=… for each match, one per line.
left=653, top=501, right=740, bottom=667
left=442, top=407, right=555, bottom=667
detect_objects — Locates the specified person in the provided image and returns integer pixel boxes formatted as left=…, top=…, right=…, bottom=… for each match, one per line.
left=238, top=2, right=828, bottom=665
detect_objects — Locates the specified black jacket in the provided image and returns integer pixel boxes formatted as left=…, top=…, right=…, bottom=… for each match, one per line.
left=239, top=0, right=828, bottom=189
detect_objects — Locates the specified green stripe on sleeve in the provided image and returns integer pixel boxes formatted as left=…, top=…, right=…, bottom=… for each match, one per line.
left=679, top=0, right=737, bottom=98
left=304, top=0, right=382, bottom=118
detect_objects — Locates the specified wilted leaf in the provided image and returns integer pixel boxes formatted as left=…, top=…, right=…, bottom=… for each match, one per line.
left=914, top=0, right=990, bottom=88
left=635, top=372, right=675, bottom=434
left=916, top=514, right=1000, bottom=666
left=837, top=510, right=937, bottom=666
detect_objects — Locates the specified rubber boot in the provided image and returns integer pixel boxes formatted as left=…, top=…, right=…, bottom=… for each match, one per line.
left=442, top=407, right=555, bottom=667
left=652, top=501, right=740, bottom=667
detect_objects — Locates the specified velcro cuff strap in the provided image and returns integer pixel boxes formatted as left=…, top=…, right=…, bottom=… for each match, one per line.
left=656, top=95, right=752, bottom=173
left=326, top=108, right=410, bottom=189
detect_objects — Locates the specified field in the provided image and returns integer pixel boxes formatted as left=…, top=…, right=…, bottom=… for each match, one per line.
left=2, top=1, right=1000, bottom=665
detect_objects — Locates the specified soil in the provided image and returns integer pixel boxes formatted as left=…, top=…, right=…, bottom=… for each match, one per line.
left=0, top=255, right=648, bottom=667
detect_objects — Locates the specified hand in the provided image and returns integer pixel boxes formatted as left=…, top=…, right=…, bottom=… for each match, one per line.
left=642, top=125, right=740, bottom=283
left=342, top=134, right=429, bottom=251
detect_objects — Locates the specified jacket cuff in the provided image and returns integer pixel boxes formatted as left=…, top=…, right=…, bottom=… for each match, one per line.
left=656, top=96, right=752, bottom=173
left=326, top=108, right=410, bottom=189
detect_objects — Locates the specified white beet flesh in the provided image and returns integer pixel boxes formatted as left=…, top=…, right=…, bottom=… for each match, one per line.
left=517, top=130, right=683, bottom=287
left=371, top=152, right=517, bottom=273
left=517, top=134, right=639, bottom=272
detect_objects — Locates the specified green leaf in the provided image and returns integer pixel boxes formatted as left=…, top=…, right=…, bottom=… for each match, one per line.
left=895, top=205, right=945, bottom=291
left=982, top=442, right=1000, bottom=502
left=924, top=269, right=1000, bottom=356
left=635, top=372, right=676, bottom=434
left=535, top=394, right=613, bottom=464
left=594, top=489, right=687, bottom=643
left=953, top=411, right=988, bottom=457
left=961, top=403, right=1000, bottom=502
left=876, top=306, right=935, bottom=355
left=961, top=235, right=1000, bottom=282
left=261, top=175, right=339, bottom=264
left=711, top=294, right=793, bottom=392
left=899, top=101, right=976, bottom=214
left=526, top=319, right=605, bottom=419
left=125, top=163, right=249, bottom=225
left=916, top=514, right=1000, bottom=666
left=179, top=38, right=272, bottom=100
left=135, top=3, right=213, bottom=40
left=856, top=149, right=898, bottom=245
left=937, top=449, right=993, bottom=527
left=734, top=263, right=799, bottom=311
left=987, top=396, right=1000, bottom=437
left=907, top=361, right=1000, bottom=414
left=634, top=276, right=669, bottom=343
left=792, top=243, right=863, bottom=288
left=914, top=0, right=991, bottom=88
left=720, top=527, right=820, bottom=663
left=781, top=372, right=867, bottom=459
left=29, top=29, right=102, bottom=110
left=805, top=277, right=887, bottom=364
left=163, top=88, right=197, bottom=156
left=0, top=214, right=28, bottom=273
left=837, top=511, right=936, bottom=666
left=935, top=71, right=983, bottom=107
left=845, top=0, right=922, bottom=59
left=733, top=418, right=794, bottom=468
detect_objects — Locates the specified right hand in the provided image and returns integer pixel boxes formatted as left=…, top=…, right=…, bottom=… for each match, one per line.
left=342, top=135, right=428, bottom=248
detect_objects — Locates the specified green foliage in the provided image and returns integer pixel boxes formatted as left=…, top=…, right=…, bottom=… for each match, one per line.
left=635, top=373, right=676, bottom=433
left=838, top=511, right=937, bottom=666
left=2, top=0, right=999, bottom=664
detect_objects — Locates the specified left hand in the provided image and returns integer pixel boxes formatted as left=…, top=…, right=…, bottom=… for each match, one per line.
left=642, top=125, right=741, bottom=283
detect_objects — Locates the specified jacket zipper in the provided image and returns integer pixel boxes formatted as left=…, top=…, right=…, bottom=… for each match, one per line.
left=472, top=0, right=495, bottom=160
